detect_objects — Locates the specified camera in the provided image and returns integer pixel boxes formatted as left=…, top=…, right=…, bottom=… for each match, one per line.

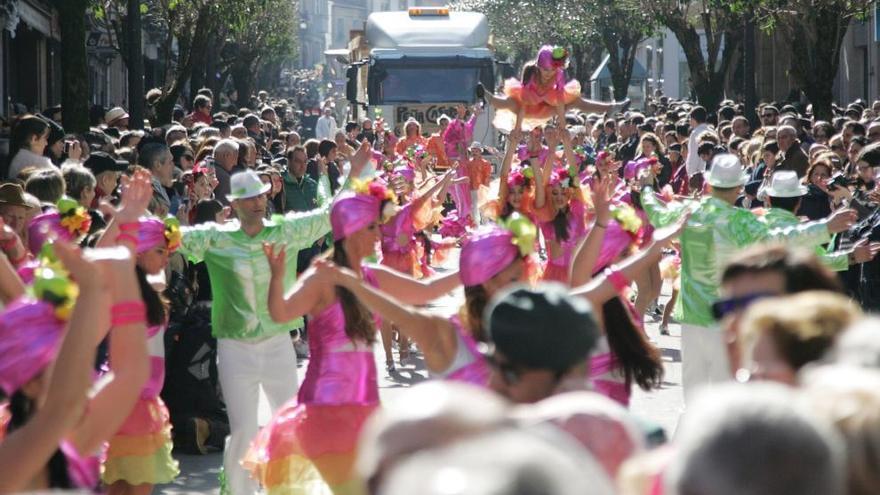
left=827, top=173, right=856, bottom=191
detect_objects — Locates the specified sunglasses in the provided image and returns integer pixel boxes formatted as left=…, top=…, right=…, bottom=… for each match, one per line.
left=761, top=114, right=776, bottom=118
left=711, top=292, right=776, bottom=320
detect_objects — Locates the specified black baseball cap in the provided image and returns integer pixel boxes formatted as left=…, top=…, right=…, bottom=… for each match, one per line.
left=484, top=283, right=599, bottom=372
left=84, top=151, right=129, bottom=175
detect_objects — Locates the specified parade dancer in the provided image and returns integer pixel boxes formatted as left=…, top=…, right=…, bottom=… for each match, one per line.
left=477, top=45, right=629, bottom=132
left=484, top=129, right=538, bottom=222
left=177, top=145, right=370, bottom=495
left=569, top=177, right=663, bottom=407
left=0, top=173, right=154, bottom=492
left=101, top=217, right=182, bottom=494
left=379, top=169, right=455, bottom=370
left=639, top=154, right=857, bottom=403
left=534, top=126, right=589, bottom=285
left=444, top=105, right=480, bottom=221
left=242, top=179, right=460, bottom=494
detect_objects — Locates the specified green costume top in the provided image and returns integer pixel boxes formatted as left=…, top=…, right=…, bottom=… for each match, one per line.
left=641, top=189, right=831, bottom=326
left=180, top=175, right=332, bottom=340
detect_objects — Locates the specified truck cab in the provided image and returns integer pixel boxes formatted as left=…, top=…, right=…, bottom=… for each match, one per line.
left=347, top=7, right=497, bottom=154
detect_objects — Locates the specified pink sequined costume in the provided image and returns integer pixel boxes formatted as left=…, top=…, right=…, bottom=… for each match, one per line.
left=102, top=323, right=179, bottom=485
left=444, top=116, right=477, bottom=220
left=243, top=268, right=381, bottom=495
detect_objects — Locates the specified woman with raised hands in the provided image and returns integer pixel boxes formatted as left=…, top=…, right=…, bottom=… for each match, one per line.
left=242, top=178, right=459, bottom=495
left=0, top=172, right=153, bottom=491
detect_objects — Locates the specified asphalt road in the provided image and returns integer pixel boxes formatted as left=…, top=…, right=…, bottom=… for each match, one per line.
left=159, top=255, right=684, bottom=494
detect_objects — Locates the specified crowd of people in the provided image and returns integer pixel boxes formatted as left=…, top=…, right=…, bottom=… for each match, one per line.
left=1, top=42, right=880, bottom=495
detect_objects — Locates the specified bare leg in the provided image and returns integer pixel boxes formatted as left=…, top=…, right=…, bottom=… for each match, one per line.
left=380, top=320, right=395, bottom=371
left=566, top=96, right=629, bottom=115
left=635, top=264, right=662, bottom=316
left=660, top=288, right=678, bottom=335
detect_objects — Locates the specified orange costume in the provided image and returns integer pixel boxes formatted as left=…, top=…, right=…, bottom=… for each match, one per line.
left=395, top=135, right=427, bottom=156
left=492, top=45, right=581, bottom=132
left=426, top=133, right=449, bottom=169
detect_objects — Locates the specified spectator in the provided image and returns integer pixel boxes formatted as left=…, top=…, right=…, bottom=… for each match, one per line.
left=760, top=104, right=780, bottom=127
left=731, top=115, right=751, bottom=139
left=315, top=107, right=338, bottom=141
left=776, top=125, right=810, bottom=178
left=310, top=139, right=341, bottom=194
left=0, top=183, right=34, bottom=241
left=83, top=151, right=128, bottom=208
left=686, top=106, right=711, bottom=176
left=189, top=94, right=214, bottom=126
left=212, top=138, right=242, bottom=205
left=6, top=115, right=53, bottom=179
left=61, top=165, right=97, bottom=210
left=139, top=140, right=176, bottom=215
left=104, top=106, right=130, bottom=132
left=667, top=382, right=845, bottom=495
left=24, top=168, right=65, bottom=205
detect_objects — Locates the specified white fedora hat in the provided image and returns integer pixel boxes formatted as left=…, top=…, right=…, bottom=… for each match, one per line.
left=706, top=153, right=748, bottom=188
left=764, top=170, right=808, bottom=198
left=227, top=170, right=271, bottom=201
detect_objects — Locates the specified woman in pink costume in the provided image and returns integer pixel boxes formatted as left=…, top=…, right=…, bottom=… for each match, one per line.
left=242, top=180, right=460, bottom=495
left=534, top=127, right=591, bottom=285
left=569, top=177, right=667, bottom=407
left=444, top=104, right=480, bottom=220
left=484, top=129, right=538, bottom=223
left=477, top=45, right=629, bottom=132
left=322, top=214, right=540, bottom=388
left=100, top=216, right=182, bottom=494
left=0, top=172, right=154, bottom=492
left=379, top=170, right=456, bottom=370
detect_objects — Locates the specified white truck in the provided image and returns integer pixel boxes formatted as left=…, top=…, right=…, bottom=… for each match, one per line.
left=346, top=7, right=498, bottom=154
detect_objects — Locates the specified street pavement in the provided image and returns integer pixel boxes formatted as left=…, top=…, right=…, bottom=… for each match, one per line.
left=159, top=255, right=684, bottom=494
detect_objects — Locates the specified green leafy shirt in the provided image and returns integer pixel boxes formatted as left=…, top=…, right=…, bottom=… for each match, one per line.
left=641, top=189, right=831, bottom=326
left=760, top=208, right=848, bottom=272
left=180, top=176, right=332, bottom=340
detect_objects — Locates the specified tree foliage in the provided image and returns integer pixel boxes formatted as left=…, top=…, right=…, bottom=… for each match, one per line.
left=732, top=0, right=874, bottom=120
left=92, top=0, right=298, bottom=123
left=452, top=0, right=657, bottom=100
left=632, top=0, right=746, bottom=111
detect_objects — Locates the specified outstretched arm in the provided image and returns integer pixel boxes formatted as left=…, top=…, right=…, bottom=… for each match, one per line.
left=321, top=260, right=453, bottom=354
left=369, top=264, right=461, bottom=305
left=571, top=214, right=688, bottom=307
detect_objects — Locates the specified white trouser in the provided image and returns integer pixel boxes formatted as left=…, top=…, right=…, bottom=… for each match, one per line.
left=470, top=190, right=481, bottom=225
left=218, top=333, right=299, bottom=495
left=680, top=323, right=731, bottom=404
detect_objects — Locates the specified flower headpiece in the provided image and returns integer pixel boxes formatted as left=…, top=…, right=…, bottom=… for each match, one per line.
left=332, top=179, right=398, bottom=240
left=549, top=165, right=579, bottom=189
left=56, top=197, right=92, bottom=239
left=459, top=213, right=536, bottom=286
left=609, top=202, right=643, bottom=236
left=137, top=216, right=181, bottom=254
left=507, top=169, right=527, bottom=188
left=406, top=144, right=427, bottom=162
left=537, top=45, right=569, bottom=70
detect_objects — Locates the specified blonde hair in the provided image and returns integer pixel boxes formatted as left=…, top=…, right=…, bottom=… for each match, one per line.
left=741, top=292, right=861, bottom=372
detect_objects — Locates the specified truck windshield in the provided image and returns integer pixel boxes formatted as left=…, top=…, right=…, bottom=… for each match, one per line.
left=369, top=57, right=493, bottom=104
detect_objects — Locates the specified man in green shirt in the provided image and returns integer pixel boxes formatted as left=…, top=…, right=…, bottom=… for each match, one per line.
left=179, top=145, right=367, bottom=494
left=640, top=154, right=855, bottom=404
left=760, top=170, right=879, bottom=271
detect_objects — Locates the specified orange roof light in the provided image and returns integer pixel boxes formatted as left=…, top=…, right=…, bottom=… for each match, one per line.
left=408, top=6, right=450, bottom=16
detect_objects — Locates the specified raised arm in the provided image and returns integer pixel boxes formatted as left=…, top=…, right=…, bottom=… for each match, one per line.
left=0, top=242, right=111, bottom=492
left=413, top=170, right=454, bottom=211
left=571, top=214, right=688, bottom=308
left=570, top=175, right=613, bottom=287
left=69, top=243, right=150, bottom=455
left=96, top=169, right=154, bottom=249
left=321, top=260, right=453, bottom=357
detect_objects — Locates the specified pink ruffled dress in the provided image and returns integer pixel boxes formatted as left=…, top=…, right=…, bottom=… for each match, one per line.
left=539, top=200, right=588, bottom=285
left=243, top=268, right=381, bottom=494
left=493, top=71, right=582, bottom=131
left=103, top=324, right=179, bottom=485
left=0, top=403, right=102, bottom=490
left=380, top=201, right=432, bottom=279
left=434, top=315, right=491, bottom=387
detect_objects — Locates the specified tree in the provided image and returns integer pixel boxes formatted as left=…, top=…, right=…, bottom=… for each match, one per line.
left=49, top=0, right=92, bottom=133
left=741, top=0, right=873, bottom=120
left=635, top=0, right=746, bottom=111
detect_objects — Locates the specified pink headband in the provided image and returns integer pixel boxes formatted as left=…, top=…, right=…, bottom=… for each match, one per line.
left=0, top=298, right=64, bottom=395
left=459, top=226, right=519, bottom=286
left=136, top=217, right=167, bottom=253
left=331, top=191, right=381, bottom=241
left=393, top=165, right=415, bottom=183
left=28, top=211, right=74, bottom=255
left=592, top=221, right=637, bottom=274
